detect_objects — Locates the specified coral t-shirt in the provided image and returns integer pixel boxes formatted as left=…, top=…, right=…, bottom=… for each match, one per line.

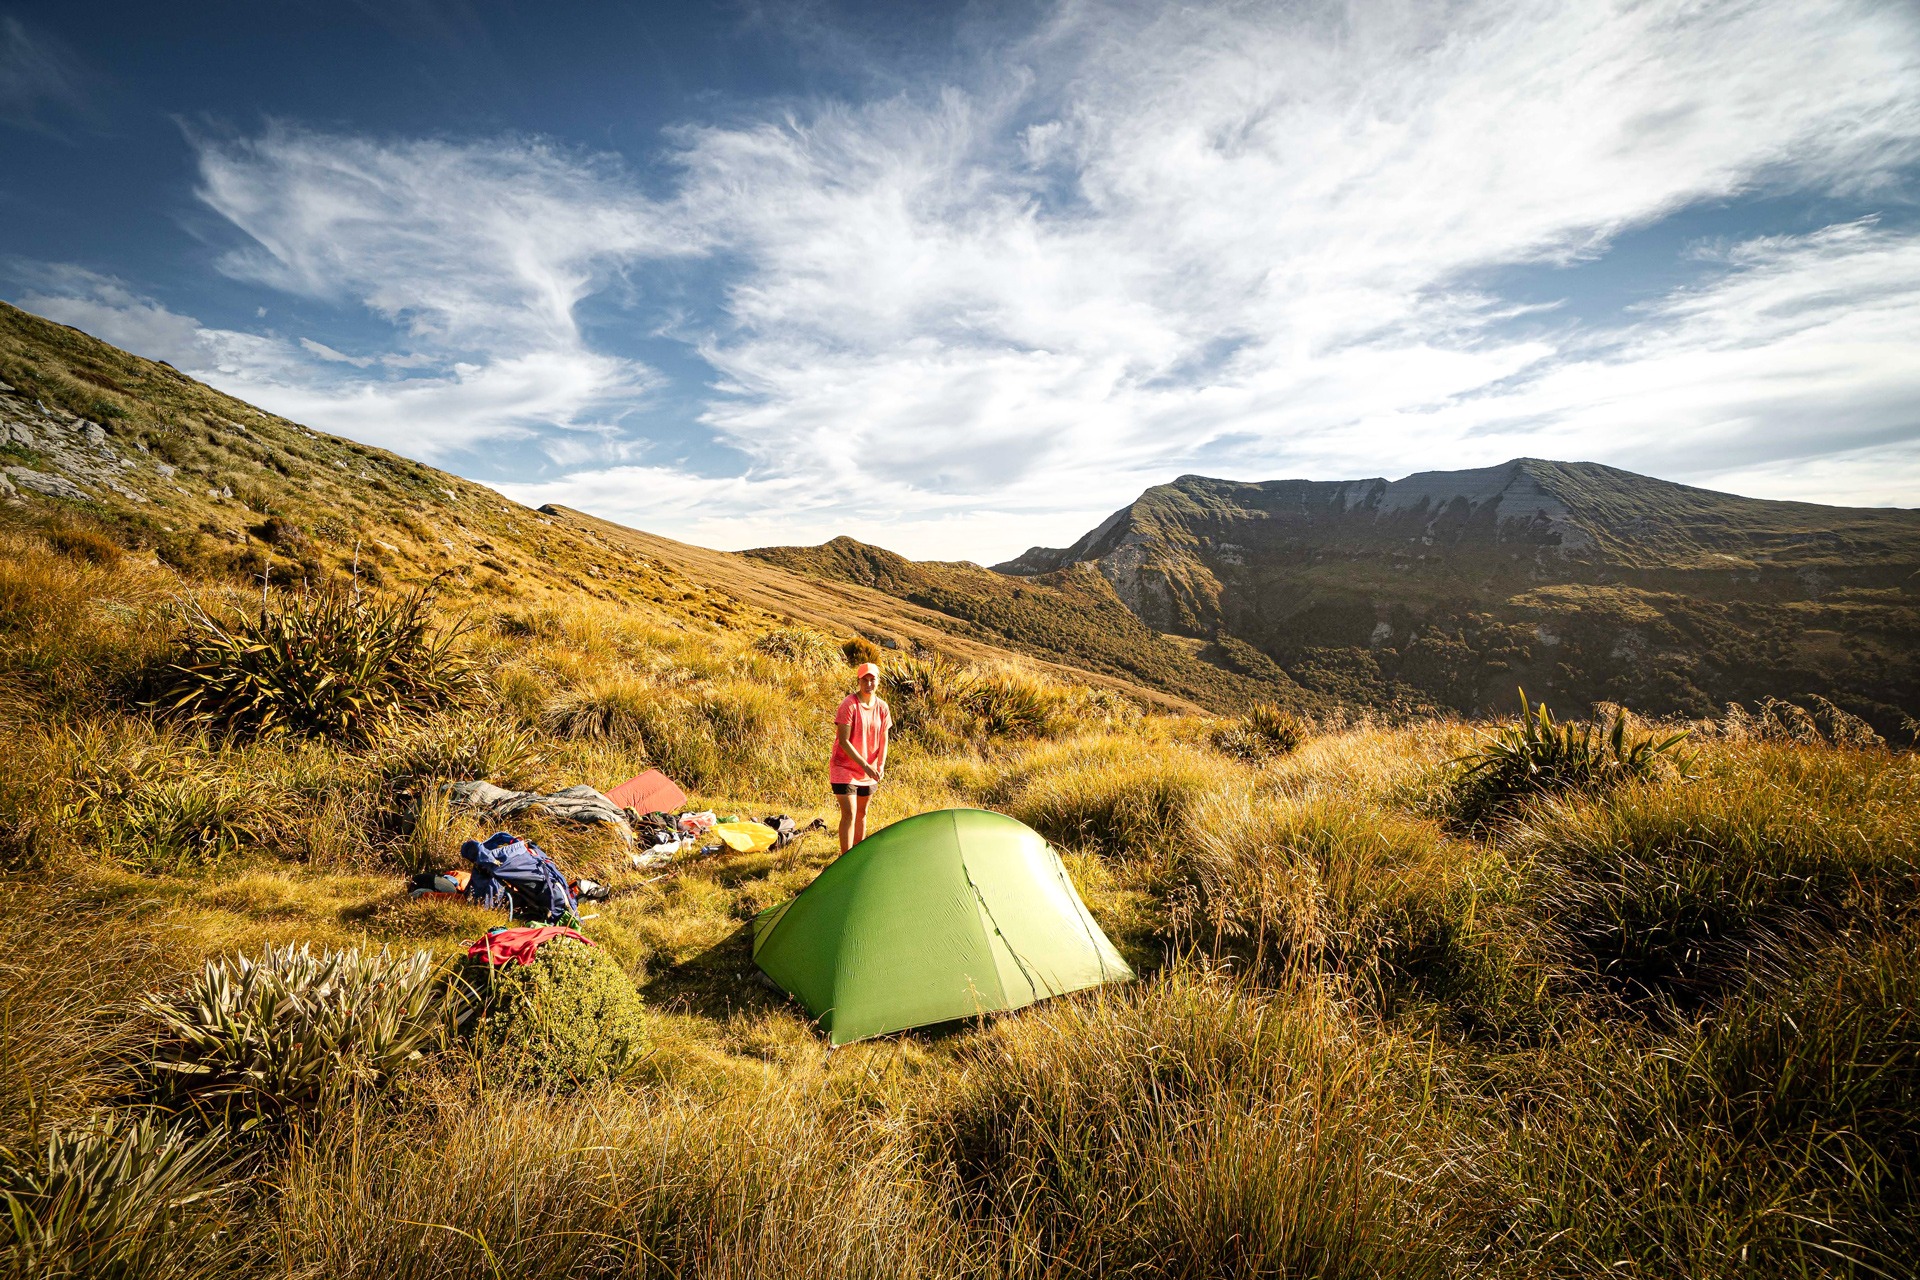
left=831, top=694, right=891, bottom=785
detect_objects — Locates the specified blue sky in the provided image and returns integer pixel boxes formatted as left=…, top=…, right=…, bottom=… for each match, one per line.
left=3, top=0, right=1918, bottom=562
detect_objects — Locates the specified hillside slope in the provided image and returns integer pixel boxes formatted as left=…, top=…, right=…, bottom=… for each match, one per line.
left=0, top=300, right=1192, bottom=711
left=996, top=460, right=1920, bottom=727
left=745, top=536, right=1314, bottom=712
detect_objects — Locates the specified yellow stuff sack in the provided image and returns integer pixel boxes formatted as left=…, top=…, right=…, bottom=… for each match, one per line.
left=711, top=821, right=779, bottom=853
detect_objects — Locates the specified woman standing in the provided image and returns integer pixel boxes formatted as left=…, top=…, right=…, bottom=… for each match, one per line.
left=831, top=661, right=891, bottom=853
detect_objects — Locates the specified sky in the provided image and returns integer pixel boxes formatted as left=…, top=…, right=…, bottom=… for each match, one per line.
left=2, top=0, right=1917, bottom=563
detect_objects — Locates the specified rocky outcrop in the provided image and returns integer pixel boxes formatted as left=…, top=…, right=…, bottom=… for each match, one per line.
left=0, top=388, right=163, bottom=506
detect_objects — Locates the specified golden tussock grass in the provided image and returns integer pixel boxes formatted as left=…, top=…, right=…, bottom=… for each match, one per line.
left=0, top=512, right=1916, bottom=1277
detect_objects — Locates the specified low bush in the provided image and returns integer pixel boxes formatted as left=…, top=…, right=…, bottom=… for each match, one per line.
left=1446, top=693, right=1688, bottom=829
left=154, top=583, right=475, bottom=742
left=459, top=940, right=647, bottom=1091
left=142, top=944, right=448, bottom=1123
left=0, top=1113, right=238, bottom=1278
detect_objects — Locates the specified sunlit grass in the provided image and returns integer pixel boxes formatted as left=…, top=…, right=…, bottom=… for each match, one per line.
left=1, top=511, right=1916, bottom=1277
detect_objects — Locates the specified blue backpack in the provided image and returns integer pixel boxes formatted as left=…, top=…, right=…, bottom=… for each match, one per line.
left=460, top=832, right=578, bottom=925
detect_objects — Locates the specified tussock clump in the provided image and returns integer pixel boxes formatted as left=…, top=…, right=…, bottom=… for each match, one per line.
left=841, top=635, right=883, bottom=667
left=142, top=943, right=447, bottom=1123
left=1210, top=702, right=1307, bottom=762
left=538, top=672, right=656, bottom=744
left=752, top=624, right=838, bottom=669
left=1009, top=745, right=1215, bottom=858
left=929, top=969, right=1487, bottom=1277
left=110, top=773, right=263, bottom=875
left=966, top=668, right=1070, bottom=739
left=883, top=654, right=976, bottom=738
left=0, top=1113, right=238, bottom=1278
left=887, top=657, right=1097, bottom=745
left=375, top=711, right=542, bottom=788
left=42, top=518, right=123, bottom=568
left=1509, top=933, right=1920, bottom=1274
left=271, top=1078, right=960, bottom=1277
left=1517, top=750, right=1920, bottom=1007
left=156, top=584, right=475, bottom=741
left=1179, top=792, right=1540, bottom=1031
left=460, top=940, right=646, bottom=1091
left=63, top=723, right=273, bottom=873
left=1714, top=695, right=1887, bottom=749
left=1446, top=694, right=1688, bottom=830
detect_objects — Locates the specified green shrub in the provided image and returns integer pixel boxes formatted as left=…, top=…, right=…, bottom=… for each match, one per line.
left=154, top=584, right=474, bottom=742
left=0, top=1113, right=237, bottom=1278
left=1211, top=702, right=1306, bottom=762
left=142, top=944, right=448, bottom=1122
left=1447, top=693, right=1688, bottom=829
left=460, top=940, right=647, bottom=1091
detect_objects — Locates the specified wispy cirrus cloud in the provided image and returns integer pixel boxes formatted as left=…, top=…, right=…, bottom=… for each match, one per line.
left=0, top=16, right=93, bottom=135
left=16, top=0, right=1920, bottom=558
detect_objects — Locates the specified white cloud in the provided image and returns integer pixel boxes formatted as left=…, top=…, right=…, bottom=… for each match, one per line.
left=17, top=0, right=1920, bottom=559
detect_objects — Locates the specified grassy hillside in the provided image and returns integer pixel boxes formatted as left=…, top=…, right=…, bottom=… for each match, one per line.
left=992, top=462, right=1920, bottom=731
left=748, top=535, right=1319, bottom=713
left=0, top=302, right=1915, bottom=1277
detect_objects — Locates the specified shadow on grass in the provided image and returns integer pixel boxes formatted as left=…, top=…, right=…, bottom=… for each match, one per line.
left=643, top=920, right=791, bottom=1023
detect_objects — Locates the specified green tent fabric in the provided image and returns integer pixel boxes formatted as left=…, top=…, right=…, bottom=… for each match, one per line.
left=752, top=808, right=1133, bottom=1045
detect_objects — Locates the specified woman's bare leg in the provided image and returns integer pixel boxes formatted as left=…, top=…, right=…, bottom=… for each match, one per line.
left=851, top=790, right=872, bottom=847
left=837, top=791, right=857, bottom=854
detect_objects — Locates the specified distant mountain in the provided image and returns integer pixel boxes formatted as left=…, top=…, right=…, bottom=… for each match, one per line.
left=991, top=460, right=1920, bottom=727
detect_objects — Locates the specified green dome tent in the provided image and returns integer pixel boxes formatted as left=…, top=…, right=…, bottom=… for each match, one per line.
left=751, top=808, right=1134, bottom=1045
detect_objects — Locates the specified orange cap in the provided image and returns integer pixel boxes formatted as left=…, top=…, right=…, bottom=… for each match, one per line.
left=854, top=662, right=880, bottom=680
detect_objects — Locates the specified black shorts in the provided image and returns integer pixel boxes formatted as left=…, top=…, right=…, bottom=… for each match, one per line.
left=831, top=782, right=875, bottom=797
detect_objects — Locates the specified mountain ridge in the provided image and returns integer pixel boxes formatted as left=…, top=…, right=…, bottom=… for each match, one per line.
left=764, top=458, right=1920, bottom=730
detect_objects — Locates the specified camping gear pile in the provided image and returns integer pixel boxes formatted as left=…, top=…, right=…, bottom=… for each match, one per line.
left=753, top=808, right=1133, bottom=1045
left=441, top=769, right=819, bottom=871
left=412, top=767, right=826, bottom=921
